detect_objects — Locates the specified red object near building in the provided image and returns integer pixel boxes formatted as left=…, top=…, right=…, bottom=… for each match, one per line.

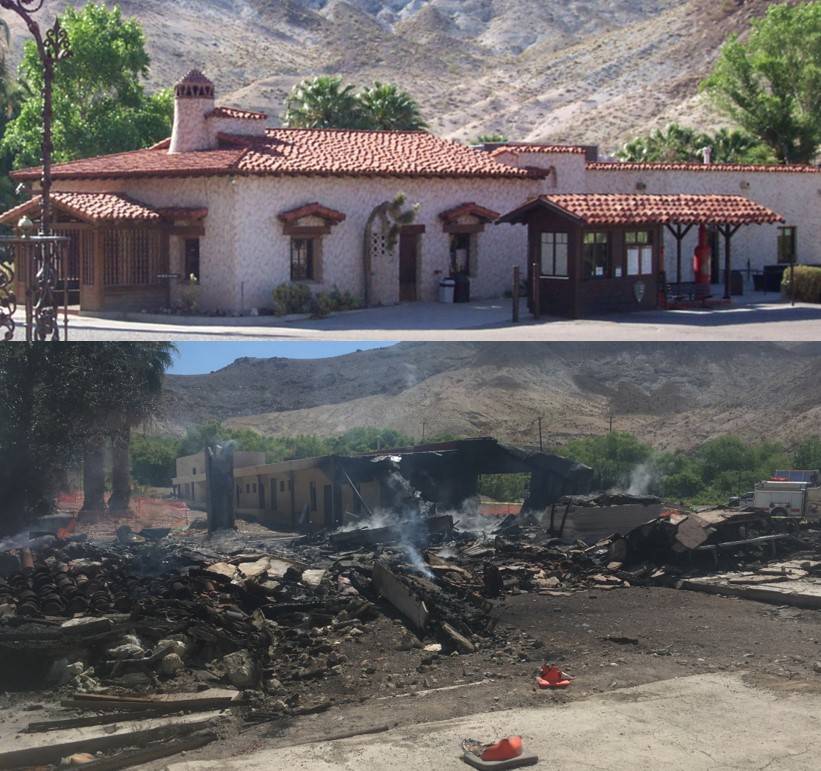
left=693, top=224, right=712, bottom=285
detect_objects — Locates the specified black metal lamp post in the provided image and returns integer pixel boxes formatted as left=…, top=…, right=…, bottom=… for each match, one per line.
left=0, top=1, right=70, bottom=340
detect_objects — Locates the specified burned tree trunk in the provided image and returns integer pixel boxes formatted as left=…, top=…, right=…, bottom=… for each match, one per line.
left=108, top=425, right=131, bottom=513
left=81, top=440, right=106, bottom=513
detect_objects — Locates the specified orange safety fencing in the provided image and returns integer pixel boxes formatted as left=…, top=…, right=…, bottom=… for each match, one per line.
left=55, top=491, right=194, bottom=539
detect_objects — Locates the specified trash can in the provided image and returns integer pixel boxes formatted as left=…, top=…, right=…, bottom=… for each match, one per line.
left=730, top=269, right=744, bottom=296
left=453, top=272, right=471, bottom=304
left=438, top=277, right=456, bottom=304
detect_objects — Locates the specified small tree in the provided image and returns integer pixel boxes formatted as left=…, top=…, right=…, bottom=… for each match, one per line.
left=701, top=2, right=821, bottom=164
left=1, top=3, right=172, bottom=168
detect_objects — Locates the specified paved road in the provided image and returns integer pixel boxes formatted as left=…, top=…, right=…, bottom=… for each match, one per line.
left=166, top=673, right=821, bottom=771
left=6, top=295, right=821, bottom=341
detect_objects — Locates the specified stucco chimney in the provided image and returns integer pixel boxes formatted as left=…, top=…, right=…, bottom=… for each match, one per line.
left=170, top=70, right=216, bottom=154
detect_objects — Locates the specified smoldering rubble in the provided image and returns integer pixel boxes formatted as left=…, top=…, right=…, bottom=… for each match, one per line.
left=2, top=496, right=821, bottom=768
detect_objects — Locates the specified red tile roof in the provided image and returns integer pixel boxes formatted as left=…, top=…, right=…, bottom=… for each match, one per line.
left=278, top=202, right=346, bottom=224
left=490, top=145, right=588, bottom=157
left=12, top=130, right=544, bottom=182
left=588, top=161, right=820, bottom=174
left=439, top=202, right=501, bottom=223
left=0, top=194, right=208, bottom=225
left=207, top=107, right=268, bottom=121
left=497, top=194, right=784, bottom=226
left=0, top=192, right=162, bottom=225
left=11, top=147, right=248, bottom=181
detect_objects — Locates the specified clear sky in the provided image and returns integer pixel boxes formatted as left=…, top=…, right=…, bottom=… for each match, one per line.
left=168, top=341, right=398, bottom=375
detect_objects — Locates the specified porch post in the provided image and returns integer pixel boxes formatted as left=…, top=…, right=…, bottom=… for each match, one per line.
left=91, top=229, right=105, bottom=310
left=721, top=224, right=741, bottom=300
left=665, top=224, right=693, bottom=284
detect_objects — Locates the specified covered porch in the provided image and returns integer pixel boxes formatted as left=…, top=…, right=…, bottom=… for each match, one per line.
left=0, top=192, right=206, bottom=313
left=496, top=194, right=784, bottom=319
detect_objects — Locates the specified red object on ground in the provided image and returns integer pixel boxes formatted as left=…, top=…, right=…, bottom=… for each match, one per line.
left=481, top=736, right=524, bottom=762
left=693, top=224, right=712, bottom=285
left=536, top=664, right=574, bottom=689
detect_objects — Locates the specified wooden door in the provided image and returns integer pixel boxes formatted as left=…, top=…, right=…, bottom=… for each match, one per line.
left=399, top=232, right=418, bottom=301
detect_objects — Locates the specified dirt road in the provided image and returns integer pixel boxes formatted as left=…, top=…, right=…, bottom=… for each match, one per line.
left=147, top=587, right=821, bottom=768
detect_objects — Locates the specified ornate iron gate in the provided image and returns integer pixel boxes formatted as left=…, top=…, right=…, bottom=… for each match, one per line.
left=0, top=234, right=70, bottom=341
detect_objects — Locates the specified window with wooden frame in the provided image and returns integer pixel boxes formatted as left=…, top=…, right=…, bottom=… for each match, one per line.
left=290, top=237, right=320, bottom=281
left=582, top=232, right=610, bottom=279
left=777, top=227, right=797, bottom=264
left=184, top=238, right=200, bottom=282
left=540, top=232, right=569, bottom=277
left=102, top=229, right=164, bottom=287
left=625, top=231, right=653, bottom=277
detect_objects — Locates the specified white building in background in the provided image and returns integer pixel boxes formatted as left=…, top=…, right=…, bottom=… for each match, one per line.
left=2, top=70, right=818, bottom=317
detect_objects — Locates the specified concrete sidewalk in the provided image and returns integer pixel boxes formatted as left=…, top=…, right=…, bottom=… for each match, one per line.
left=167, top=673, right=821, bottom=771
left=8, top=295, right=821, bottom=340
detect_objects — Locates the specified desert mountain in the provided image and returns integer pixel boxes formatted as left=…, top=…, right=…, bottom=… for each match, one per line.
left=3, top=1, right=778, bottom=150
left=159, top=342, right=821, bottom=451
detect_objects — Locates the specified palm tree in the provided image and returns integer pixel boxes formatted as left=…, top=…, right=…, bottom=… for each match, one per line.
left=283, top=75, right=365, bottom=129
left=617, top=123, right=703, bottom=162
left=710, top=128, right=774, bottom=164
left=357, top=82, right=427, bottom=131
left=618, top=124, right=775, bottom=164
left=106, top=343, right=175, bottom=512
left=78, top=343, right=174, bottom=512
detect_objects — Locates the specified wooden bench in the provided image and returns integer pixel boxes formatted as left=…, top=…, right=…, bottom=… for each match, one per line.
left=666, top=282, right=712, bottom=305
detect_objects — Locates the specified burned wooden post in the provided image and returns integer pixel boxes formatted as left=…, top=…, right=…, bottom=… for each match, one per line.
left=206, top=443, right=235, bottom=533
left=558, top=502, right=571, bottom=538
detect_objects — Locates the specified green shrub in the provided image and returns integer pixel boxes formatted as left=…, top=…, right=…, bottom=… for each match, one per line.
left=272, top=283, right=312, bottom=315
left=782, top=265, right=821, bottom=303
left=272, top=283, right=362, bottom=316
left=311, top=286, right=362, bottom=317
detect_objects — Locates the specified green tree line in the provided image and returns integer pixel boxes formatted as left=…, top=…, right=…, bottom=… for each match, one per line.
left=561, top=432, right=821, bottom=506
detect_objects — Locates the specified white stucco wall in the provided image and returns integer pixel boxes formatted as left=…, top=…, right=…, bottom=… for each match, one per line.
left=48, top=149, right=820, bottom=313
left=586, top=167, right=821, bottom=283
left=230, top=174, right=544, bottom=312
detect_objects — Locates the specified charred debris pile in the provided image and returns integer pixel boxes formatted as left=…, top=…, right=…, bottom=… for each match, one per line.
left=2, top=499, right=817, bottom=700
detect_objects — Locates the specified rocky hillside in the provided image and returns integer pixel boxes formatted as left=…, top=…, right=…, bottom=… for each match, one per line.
left=3, top=0, right=779, bottom=150
left=159, top=343, right=821, bottom=451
